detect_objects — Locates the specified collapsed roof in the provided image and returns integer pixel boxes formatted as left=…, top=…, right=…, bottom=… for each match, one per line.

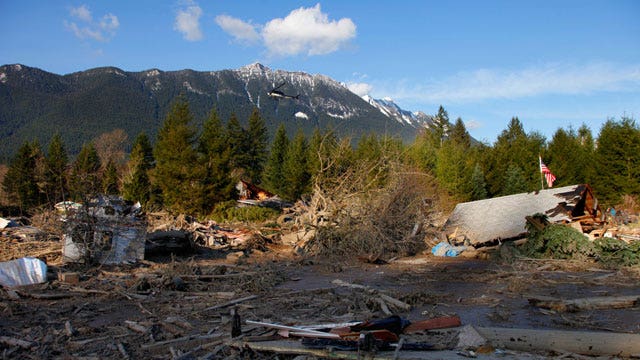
left=443, top=184, right=601, bottom=246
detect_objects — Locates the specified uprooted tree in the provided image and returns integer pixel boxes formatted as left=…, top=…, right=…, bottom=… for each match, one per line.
left=295, top=134, right=442, bottom=260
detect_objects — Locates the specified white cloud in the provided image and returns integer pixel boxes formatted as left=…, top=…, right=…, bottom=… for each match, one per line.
left=65, top=5, right=119, bottom=42
left=70, top=4, right=92, bottom=22
left=216, top=3, right=356, bottom=57
left=215, top=15, right=260, bottom=43
left=346, top=82, right=372, bottom=97
left=392, top=62, right=640, bottom=104
left=174, top=2, right=203, bottom=41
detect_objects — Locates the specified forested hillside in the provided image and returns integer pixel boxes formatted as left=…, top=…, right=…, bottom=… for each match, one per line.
left=0, top=63, right=427, bottom=162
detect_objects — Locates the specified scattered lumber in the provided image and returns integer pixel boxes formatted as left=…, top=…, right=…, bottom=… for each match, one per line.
left=476, top=327, right=640, bottom=357
left=0, top=336, right=34, bottom=349
left=528, top=295, right=640, bottom=312
left=403, top=316, right=461, bottom=333
left=199, top=294, right=258, bottom=312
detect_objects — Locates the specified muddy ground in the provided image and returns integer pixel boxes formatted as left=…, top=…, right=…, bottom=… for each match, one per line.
left=1, top=236, right=640, bottom=359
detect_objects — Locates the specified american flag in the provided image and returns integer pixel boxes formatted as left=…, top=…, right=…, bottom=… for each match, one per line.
left=539, top=156, right=556, bottom=187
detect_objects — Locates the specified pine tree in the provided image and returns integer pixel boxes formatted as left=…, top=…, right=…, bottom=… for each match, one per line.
left=123, top=132, right=154, bottom=205
left=430, top=105, right=451, bottom=148
left=44, top=134, right=69, bottom=206
left=2, top=141, right=44, bottom=212
left=435, top=139, right=469, bottom=198
left=486, top=117, right=544, bottom=196
left=283, top=130, right=310, bottom=201
left=226, top=113, right=250, bottom=179
left=263, top=123, right=289, bottom=195
left=449, top=117, right=471, bottom=148
left=470, top=163, right=488, bottom=200
left=198, top=108, right=236, bottom=210
left=502, top=164, right=528, bottom=195
left=245, top=107, right=268, bottom=184
left=593, top=117, right=640, bottom=204
left=153, top=97, right=201, bottom=214
left=70, top=142, right=102, bottom=200
left=102, top=159, right=120, bottom=195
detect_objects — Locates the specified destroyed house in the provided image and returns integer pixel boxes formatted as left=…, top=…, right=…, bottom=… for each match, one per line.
left=443, top=184, right=601, bottom=246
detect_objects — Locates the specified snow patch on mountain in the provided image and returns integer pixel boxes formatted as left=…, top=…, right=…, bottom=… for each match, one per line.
left=0, top=73, right=6, bottom=83
left=295, top=111, right=309, bottom=119
left=362, top=94, right=432, bottom=128
left=183, top=81, right=206, bottom=95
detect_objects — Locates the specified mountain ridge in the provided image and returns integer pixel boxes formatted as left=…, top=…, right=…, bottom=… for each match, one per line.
left=0, top=63, right=434, bottom=161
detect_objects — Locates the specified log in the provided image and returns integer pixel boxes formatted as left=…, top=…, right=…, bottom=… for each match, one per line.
left=403, top=316, right=461, bottom=333
left=199, top=295, right=258, bottom=312
left=476, top=327, right=640, bottom=356
left=528, top=295, right=640, bottom=312
left=0, top=336, right=34, bottom=349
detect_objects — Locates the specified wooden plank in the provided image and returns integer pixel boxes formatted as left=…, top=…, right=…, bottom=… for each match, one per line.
left=234, top=340, right=509, bottom=359
left=476, top=327, right=640, bottom=356
left=528, top=295, right=640, bottom=312
left=403, top=316, right=461, bottom=333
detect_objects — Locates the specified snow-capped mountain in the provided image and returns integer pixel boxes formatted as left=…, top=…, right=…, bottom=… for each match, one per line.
left=361, top=95, right=433, bottom=128
left=0, top=62, right=433, bottom=158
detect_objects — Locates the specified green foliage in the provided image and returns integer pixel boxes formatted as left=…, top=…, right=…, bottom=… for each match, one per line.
left=521, top=222, right=593, bottom=260
left=486, top=117, right=545, bottom=196
left=69, top=142, right=101, bottom=201
left=469, top=163, right=488, bottom=200
left=102, top=159, right=120, bottom=195
left=263, top=123, right=289, bottom=195
left=43, top=134, right=69, bottom=206
left=152, top=97, right=201, bottom=214
left=209, top=201, right=280, bottom=223
left=197, top=108, right=237, bottom=207
left=282, top=129, right=311, bottom=201
left=502, top=164, right=528, bottom=195
left=592, top=237, right=640, bottom=266
left=123, top=132, right=154, bottom=205
left=2, top=140, right=44, bottom=212
left=245, top=108, right=268, bottom=184
left=593, top=117, right=640, bottom=205
left=435, top=138, right=470, bottom=199
left=546, top=125, right=595, bottom=187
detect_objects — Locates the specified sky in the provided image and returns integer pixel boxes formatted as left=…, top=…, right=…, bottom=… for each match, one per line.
left=1, top=1, right=639, bottom=143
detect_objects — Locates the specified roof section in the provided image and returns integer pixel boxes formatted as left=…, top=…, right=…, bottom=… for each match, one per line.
left=444, top=184, right=596, bottom=245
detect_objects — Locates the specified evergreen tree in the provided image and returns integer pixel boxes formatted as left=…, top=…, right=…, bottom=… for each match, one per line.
left=70, top=142, right=102, bottom=200
left=593, top=117, right=640, bottom=204
left=44, top=134, right=69, bottom=206
left=470, top=163, right=488, bottom=200
left=245, top=107, right=268, bottom=184
left=263, top=123, right=289, bottom=195
left=226, top=113, right=250, bottom=178
left=2, top=141, right=44, bottom=212
left=123, top=132, right=154, bottom=205
left=430, top=105, right=451, bottom=148
left=283, top=130, right=311, bottom=201
left=197, top=108, right=236, bottom=210
left=502, top=164, right=528, bottom=195
left=546, top=126, right=595, bottom=187
left=435, top=139, right=469, bottom=198
left=449, top=117, right=471, bottom=148
left=486, top=117, right=544, bottom=195
left=408, top=128, right=438, bottom=172
left=153, top=97, right=201, bottom=214
left=102, top=159, right=120, bottom=195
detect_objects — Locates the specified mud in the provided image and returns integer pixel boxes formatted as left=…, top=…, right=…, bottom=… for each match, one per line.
left=1, top=239, right=639, bottom=359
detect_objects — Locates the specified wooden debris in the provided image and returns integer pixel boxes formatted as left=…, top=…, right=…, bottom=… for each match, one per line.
left=199, top=294, right=258, bottom=313
left=58, top=272, right=80, bottom=284
left=65, top=320, right=77, bottom=337
left=125, top=320, right=148, bottom=333
left=476, top=327, right=640, bottom=356
left=528, top=295, right=640, bottom=312
left=403, top=316, right=461, bottom=333
left=0, top=336, right=34, bottom=349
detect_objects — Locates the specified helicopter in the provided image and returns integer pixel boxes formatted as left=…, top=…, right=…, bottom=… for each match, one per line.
left=267, top=81, right=299, bottom=100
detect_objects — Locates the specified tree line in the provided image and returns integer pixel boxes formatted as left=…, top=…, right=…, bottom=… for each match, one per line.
left=2, top=98, right=640, bottom=216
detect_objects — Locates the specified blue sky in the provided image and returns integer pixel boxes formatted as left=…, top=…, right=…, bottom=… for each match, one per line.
left=1, top=1, right=639, bottom=143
